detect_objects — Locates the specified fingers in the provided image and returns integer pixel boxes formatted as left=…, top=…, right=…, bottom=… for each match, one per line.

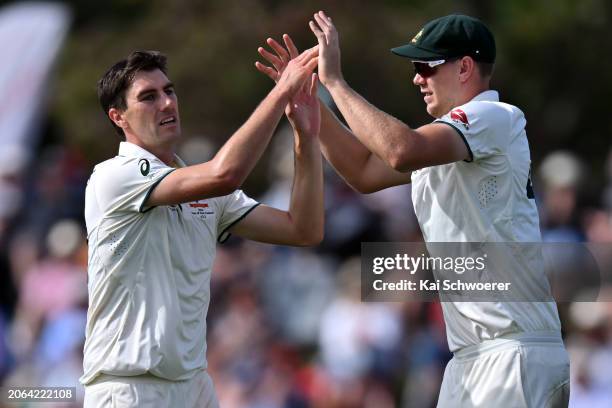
left=313, top=12, right=330, bottom=32
left=315, top=11, right=333, bottom=28
left=301, top=73, right=310, bottom=94
left=257, top=47, right=283, bottom=71
left=283, top=34, right=299, bottom=59
left=304, top=56, right=318, bottom=73
left=309, top=19, right=326, bottom=44
left=294, top=45, right=319, bottom=63
left=267, top=37, right=290, bottom=63
left=254, top=61, right=279, bottom=82
left=309, top=73, right=318, bottom=97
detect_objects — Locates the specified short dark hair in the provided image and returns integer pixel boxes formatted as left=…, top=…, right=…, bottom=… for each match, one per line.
left=97, top=50, right=168, bottom=137
left=476, top=62, right=495, bottom=79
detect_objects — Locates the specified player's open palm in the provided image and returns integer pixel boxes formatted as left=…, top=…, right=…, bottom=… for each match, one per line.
left=255, top=34, right=320, bottom=136
left=309, top=11, right=342, bottom=87
left=256, top=34, right=305, bottom=83
left=275, top=46, right=318, bottom=98
left=287, top=73, right=320, bottom=137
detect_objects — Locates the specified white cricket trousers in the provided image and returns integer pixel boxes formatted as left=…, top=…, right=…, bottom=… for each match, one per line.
left=83, top=370, right=219, bottom=408
left=437, top=332, right=570, bottom=408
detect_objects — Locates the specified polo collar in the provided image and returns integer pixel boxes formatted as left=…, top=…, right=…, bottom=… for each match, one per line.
left=118, top=142, right=185, bottom=168
left=470, top=90, right=499, bottom=102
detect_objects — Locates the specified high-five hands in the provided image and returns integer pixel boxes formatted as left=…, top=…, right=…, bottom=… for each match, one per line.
left=256, top=35, right=320, bottom=137
left=275, top=46, right=319, bottom=98
left=309, top=11, right=343, bottom=87
left=256, top=10, right=342, bottom=88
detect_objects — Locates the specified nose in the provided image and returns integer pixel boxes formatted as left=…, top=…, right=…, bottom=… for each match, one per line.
left=161, top=93, right=176, bottom=111
left=413, top=73, right=425, bottom=86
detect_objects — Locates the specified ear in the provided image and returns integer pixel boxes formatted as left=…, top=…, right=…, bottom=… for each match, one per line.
left=108, top=107, right=128, bottom=130
left=458, top=56, right=476, bottom=84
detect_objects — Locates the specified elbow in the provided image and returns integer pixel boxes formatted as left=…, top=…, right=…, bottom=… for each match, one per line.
left=309, top=229, right=325, bottom=246
left=213, top=166, right=243, bottom=195
left=351, top=181, right=378, bottom=195
left=295, top=226, right=324, bottom=247
left=342, top=175, right=378, bottom=195
left=388, top=150, right=414, bottom=173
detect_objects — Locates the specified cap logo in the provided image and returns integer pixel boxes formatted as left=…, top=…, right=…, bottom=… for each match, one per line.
left=450, top=109, right=470, bottom=129
left=411, top=29, right=423, bottom=44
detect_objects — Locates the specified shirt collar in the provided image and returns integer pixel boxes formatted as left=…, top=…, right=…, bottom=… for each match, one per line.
left=118, top=141, right=185, bottom=168
left=470, top=90, right=499, bottom=102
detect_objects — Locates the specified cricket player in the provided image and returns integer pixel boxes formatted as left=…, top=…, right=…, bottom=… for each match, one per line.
left=256, top=12, right=570, bottom=407
left=81, top=49, right=322, bottom=407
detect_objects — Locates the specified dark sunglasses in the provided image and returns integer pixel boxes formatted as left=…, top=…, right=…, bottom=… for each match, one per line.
left=412, top=59, right=456, bottom=78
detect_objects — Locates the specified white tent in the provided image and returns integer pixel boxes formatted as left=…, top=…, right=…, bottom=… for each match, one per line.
left=0, top=1, right=71, bottom=173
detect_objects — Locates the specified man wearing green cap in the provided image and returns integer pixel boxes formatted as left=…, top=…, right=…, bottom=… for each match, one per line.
left=256, top=11, right=569, bottom=408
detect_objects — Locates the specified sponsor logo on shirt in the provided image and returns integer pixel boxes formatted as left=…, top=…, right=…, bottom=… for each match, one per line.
left=139, top=159, right=150, bottom=176
left=450, top=108, right=469, bottom=130
left=189, top=201, right=214, bottom=218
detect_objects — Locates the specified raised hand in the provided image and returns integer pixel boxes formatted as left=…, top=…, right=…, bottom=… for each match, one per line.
left=256, top=35, right=320, bottom=137
left=286, top=73, right=320, bottom=137
left=274, top=46, right=318, bottom=99
left=309, top=11, right=343, bottom=87
left=256, top=34, right=302, bottom=83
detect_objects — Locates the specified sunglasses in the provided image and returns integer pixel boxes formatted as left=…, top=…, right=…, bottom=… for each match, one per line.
left=412, top=59, right=456, bottom=78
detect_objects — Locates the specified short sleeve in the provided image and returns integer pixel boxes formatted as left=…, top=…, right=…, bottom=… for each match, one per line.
left=93, top=158, right=175, bottom=214
left=435, top=102, right=510, bottom=162
left=216, top=190, right=259, bottom=243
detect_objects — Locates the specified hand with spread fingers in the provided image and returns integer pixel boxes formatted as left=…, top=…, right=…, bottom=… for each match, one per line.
left=274, top=45, right=319, bottom=100
left=256, top=35, right=320, bottom=137
left=309, top=10, right=343, bottom=87
left=287, top=73, right=320, bottom=138
left=255, top=34, right=299, bottom=83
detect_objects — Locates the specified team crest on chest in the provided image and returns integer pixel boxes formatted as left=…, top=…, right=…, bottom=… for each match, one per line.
left=450, top=108, right=470, bottom=130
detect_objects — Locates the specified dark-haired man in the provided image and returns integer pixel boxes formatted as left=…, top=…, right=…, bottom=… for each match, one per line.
left=257, top=12, right=569, bottom=407
left=81, top=49, right=322, bottom=407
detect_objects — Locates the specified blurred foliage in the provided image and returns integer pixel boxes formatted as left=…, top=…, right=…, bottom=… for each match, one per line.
left=48, top=0, right=612, bottom=194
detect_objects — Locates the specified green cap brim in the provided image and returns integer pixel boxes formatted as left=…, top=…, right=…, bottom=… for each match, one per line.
left=390, top=44, right=446, bottom=61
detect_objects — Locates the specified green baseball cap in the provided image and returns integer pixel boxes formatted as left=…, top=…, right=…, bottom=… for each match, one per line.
left=391, top=14, right=496, bottom=63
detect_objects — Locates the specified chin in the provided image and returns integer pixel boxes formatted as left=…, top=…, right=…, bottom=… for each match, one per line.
left=161, top=128, right=181, bottom=140
left=426, top=104, right=441, bottom=118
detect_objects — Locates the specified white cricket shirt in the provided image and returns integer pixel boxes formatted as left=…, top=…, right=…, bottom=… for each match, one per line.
left=411, top=90, right=561, bottom=351
left=80, top=142, right=258, bottom=384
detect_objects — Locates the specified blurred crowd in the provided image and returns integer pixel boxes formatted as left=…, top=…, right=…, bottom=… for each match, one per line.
left=0, top=121, right=611, bottom=407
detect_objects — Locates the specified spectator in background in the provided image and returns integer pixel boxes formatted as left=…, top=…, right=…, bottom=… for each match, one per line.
left=4, top=219, right=88, bottom=404
left=538, top=150, right=586, bottom=242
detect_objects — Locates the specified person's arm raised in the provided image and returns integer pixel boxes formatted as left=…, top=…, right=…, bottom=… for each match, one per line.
left=256, top=34, right=410, bottom=193
left=146, top=47, right=318, bottom=207
left=310, top=11, right=468, bottom=173
left=231, top=73, right=324, bottom=246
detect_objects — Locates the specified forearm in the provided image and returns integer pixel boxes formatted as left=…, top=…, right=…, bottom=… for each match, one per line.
left=212, top=86, right=290, bottom=186
left=318, top=104, right=372, bottom=186
left=326, top=80, right=418, bottom=170
left=288, top=131, right=324, bottom=245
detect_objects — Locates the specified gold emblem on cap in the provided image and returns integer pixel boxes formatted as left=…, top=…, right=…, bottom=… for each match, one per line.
left=411, top=29, right=423, bottom=44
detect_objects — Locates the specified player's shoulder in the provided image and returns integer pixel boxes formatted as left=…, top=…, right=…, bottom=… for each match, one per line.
left=459, top=99, right=508, bottom=119
left=90, top=155, right=137, bottom=180
left=444, top=98, right=520, bottom=134
left=462, top=94, right=525, bottom=121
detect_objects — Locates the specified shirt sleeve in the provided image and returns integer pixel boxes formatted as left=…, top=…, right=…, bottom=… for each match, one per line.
left=435, top=102, right=510, bottom=162
left=94, top=158, right=175, bottom=214
left=216, top=190, right=260, bottom=243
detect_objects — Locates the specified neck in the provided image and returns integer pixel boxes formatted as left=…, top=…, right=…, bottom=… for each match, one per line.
left=125, top=136, right=176, bottom=165
left=453, top=83, right=490, bottom=110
